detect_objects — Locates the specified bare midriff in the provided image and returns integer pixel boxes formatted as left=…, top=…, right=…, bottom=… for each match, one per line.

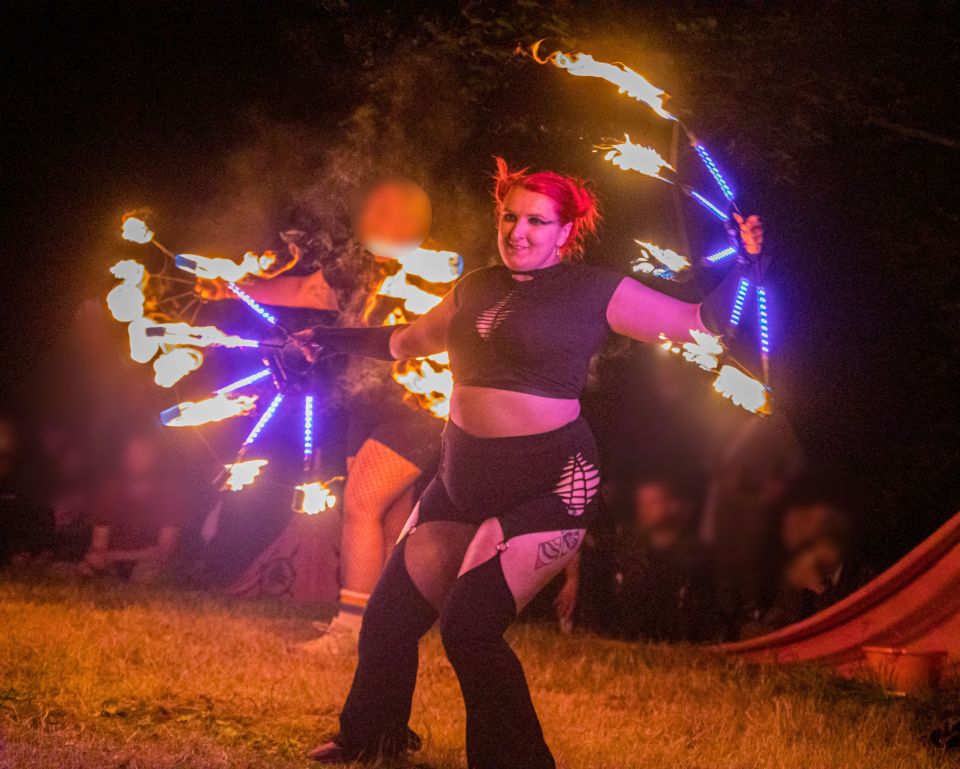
left=449, top=384, right=580, bottom=438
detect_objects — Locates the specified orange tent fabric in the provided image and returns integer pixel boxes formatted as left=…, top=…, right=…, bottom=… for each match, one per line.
left=719, top=510, right=960, bottom=670
left=226, top=512, right=340, bottom=603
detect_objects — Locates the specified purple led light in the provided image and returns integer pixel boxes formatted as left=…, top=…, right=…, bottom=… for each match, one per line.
left=215, top=368, right=272, bottom=395
left=242, top=392, right=284, bottom=447
left=303, top=395, right=314, bottom=462
left=694, top=144, right=735, bottom=202
left=689, top=190, right=729, bottom=221
left=756, top=285, right=770, bottom=355
left=705, top=246, right=737, bottom=264
left=729, top=278, right=750, bottom=327
left=228, top=283, right=278, bottom=325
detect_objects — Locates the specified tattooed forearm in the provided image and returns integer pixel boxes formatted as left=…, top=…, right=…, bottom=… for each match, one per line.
left=534, top=529, right=583, bottom=570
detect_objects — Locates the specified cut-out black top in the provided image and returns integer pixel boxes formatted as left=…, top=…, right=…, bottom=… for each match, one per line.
left=446, top=261, right=627, bottom=399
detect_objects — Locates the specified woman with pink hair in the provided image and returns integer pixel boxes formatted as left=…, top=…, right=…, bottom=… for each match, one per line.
left=305, top=157, right=756, bottom=767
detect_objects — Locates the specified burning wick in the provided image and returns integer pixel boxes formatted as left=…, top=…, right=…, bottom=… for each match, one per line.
left=121, top=213, right=174, bottom=257
left=224, top=459, right=269, bottom=492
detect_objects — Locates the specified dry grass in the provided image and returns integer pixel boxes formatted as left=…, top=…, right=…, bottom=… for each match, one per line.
left=0, top=575, right=956, bottom=769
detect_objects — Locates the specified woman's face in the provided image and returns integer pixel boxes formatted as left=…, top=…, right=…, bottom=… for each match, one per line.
left=497, top=187, right=572, bottom=272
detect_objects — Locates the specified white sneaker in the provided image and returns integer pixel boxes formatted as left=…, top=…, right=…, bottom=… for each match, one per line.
left=296, top=617, right=360, bottom=656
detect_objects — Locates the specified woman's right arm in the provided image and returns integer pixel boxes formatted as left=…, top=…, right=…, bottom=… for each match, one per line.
left=304, top=285, right=457, bottom=361
left=388, top=289, right=457, bottom=359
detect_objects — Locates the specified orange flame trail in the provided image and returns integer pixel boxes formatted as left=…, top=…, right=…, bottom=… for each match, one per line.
left=530, top=42, right=674, bottom=120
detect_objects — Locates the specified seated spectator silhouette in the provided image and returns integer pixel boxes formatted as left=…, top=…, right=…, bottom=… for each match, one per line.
left=740, top=485, right=875, bottom=638
left=80, top=431, right=188, bottom=584
left=605, top=476, right=713, bottom=642
left=0, top=413, right=56, bottom=567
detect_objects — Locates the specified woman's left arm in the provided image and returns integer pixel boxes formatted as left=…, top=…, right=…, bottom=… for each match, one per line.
left=608, top=212, right=764, bottom=344
left=606, top=276, right=709, bottom=344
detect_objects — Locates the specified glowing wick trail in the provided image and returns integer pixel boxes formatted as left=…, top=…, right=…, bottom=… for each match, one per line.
left=729, top=278, right=751, bottom=327
left=241, top=392, right=284, bottom=448
left=531, top=43, right=675, bottom=121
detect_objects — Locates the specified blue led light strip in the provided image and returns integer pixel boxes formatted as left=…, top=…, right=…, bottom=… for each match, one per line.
left=689, top=190, right=729, bottom=221
left=705, top=246, right=737, bottom=264
left=694, top=144, right=735, bottom=202
left=241, top=392, right=284, bottom=447
left=215, top=368, right=272, bottom=395
left=756, top=285, right=770, bottom=355
left=227, top=283, right=278, bottom=325
left=303, top=395, right=314, bottom=462
left=729, top=278, right=751, bottom=327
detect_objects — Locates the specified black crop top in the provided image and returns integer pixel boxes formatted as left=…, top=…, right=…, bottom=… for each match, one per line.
left=446, top=261, right=627, bottom=399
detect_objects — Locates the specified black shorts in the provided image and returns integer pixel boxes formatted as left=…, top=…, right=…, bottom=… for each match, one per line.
left=348, top=402, right=443, bottom=476
left=415, top=416, right=602, bottom=540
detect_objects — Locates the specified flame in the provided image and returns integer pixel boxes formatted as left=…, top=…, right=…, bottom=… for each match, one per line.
left=176, top=251, right=276, bottom=283
left=295, top=480, right=338, bottom=514
left=147, top=322, right=260, bottom=349
left=110, top=259, right=146, bottom=284
left=713, top=365, right=769, bottom=413
left=153, top=347, right=204, bottom=388
left=392, top=355, right=454, bottom=419
left=106, top=259, right=148, bottom=322
left=598, top=135, right=674, bottom=181
left=367, top=249, right=461, bottom=418
left=396, top=247, right=462, bottom=284
left=681, top=329, right=722, bottom=371
left=106, top=282, right=146, bottom=322
left=633, top=241, right=690, bottom=273
left=377, top=271, right=445, bottom=315
left=530, top=42, right=674, bottom=120
left=163, top=393, right=257, bottom=427
left=121, top=215, right=154, bottom=244
left=224, top=459, right=269, bottom=491
left=659, top=330, right=719, bottom=368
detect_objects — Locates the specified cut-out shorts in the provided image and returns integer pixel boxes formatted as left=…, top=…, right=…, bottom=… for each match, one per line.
left=411, top=416, right=602, bottom=541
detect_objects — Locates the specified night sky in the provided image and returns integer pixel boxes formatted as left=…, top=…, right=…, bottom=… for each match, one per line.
left=3, top=1, right=958, bottom=562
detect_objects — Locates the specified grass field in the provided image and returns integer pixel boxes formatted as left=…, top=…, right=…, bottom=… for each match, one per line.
left=1, top=575, right=957, bottom=769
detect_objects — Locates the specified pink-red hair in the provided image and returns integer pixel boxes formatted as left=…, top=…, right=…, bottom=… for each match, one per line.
left=492, top=156, right=601, bottom=262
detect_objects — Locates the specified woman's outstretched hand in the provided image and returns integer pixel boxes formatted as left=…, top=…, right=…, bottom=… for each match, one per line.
left=734, top=213, right=763, bottom=256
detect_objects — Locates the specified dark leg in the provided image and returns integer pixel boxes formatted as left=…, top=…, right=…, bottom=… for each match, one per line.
left=337, top=535, right=437, bottom=756
left=439, top=553, right=556, bottom=769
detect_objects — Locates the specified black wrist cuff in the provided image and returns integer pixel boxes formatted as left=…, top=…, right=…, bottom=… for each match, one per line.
left=311, top=324, right=407, bottom=360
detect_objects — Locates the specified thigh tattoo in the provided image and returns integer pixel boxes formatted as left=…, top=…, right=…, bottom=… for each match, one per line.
left=533, top=529, right=583, bottom=570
